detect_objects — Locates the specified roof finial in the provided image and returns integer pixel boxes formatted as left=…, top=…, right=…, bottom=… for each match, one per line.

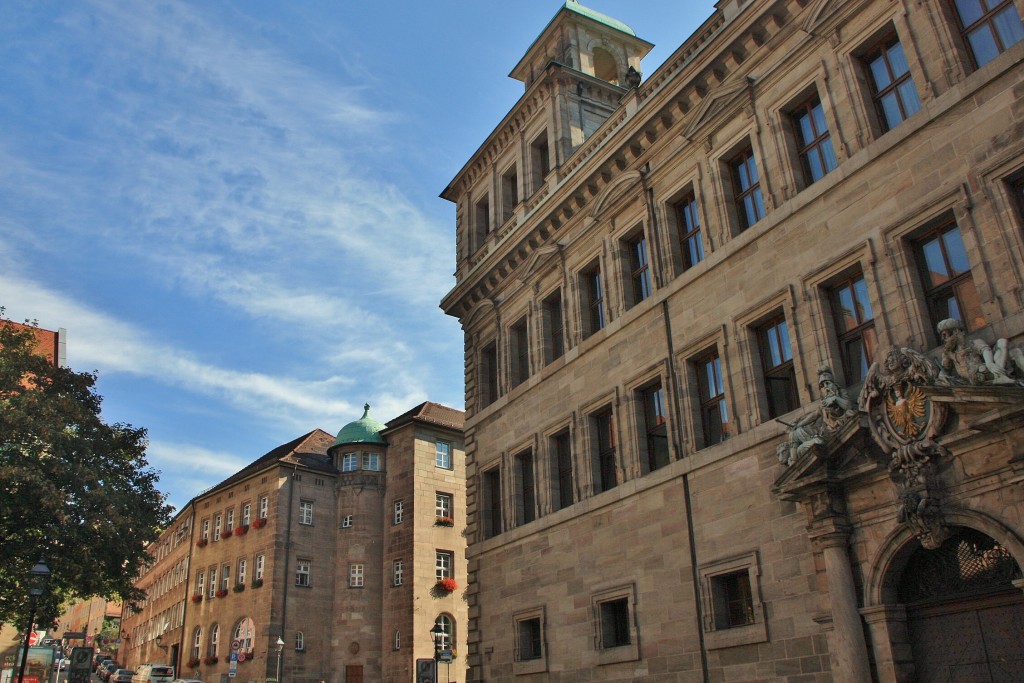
left=363, top=402, right=371, bottom=416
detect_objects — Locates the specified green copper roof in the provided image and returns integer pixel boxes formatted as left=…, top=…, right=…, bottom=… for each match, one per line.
left=564, top=0, right=637, bottom=37
left=333, top=403, right=386, bottom=446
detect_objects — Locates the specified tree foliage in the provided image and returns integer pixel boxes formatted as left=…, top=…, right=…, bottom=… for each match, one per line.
left=0, top=312, right=172, bottom=627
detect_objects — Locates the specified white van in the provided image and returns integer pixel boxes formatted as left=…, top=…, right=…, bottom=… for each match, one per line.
left=131, top=664, right=175, bottom=683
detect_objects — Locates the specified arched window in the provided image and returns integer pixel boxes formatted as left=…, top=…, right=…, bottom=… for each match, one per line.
left=233, top=617, right=256, bottom=652
left=207, top=623, right=219, bottom=658
left=593, top=47, right=619, bottom=84
left=191, top=627, right=202, bottom=660
left=294, top=631, right=304, bottom=651
left=394, top=630, right=401, bottom=650
left=433, top=614, right=454, bottom=651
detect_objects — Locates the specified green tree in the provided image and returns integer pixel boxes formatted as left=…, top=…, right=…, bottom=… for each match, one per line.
left=0, top=311, right=172, bottom=628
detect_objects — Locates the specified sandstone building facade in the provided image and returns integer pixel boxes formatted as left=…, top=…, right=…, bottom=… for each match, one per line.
left=440, top=1, right=1024, bottom=681
left=119, top=402, right=466, bottom=683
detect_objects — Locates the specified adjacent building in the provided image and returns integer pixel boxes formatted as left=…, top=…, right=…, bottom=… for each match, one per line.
left=440, top=1, right=1024, bottom=681
left=119, top=402, right=466, bottom=683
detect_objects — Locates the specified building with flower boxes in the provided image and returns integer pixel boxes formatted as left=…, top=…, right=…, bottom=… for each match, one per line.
left=119, top=402, right=466, bottom=683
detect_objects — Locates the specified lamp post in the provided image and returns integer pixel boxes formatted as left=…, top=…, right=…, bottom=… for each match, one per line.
left=275, top=637, right=284, bottom=683
left=18, top=558, right=52, bottom=683
left=430, top=622, right=444, bottom=660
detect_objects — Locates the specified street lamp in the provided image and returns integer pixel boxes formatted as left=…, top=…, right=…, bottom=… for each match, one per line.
left=155, top=635, right=168, bottom=651
left=17, top=558, right=52, bottom=683
left=429, top=622, right=445, bottom=660
left=275, top=637, right=284, bottom=683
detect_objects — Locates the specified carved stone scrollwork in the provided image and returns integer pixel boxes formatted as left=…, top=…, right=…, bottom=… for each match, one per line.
left=860, top=346, right=950, bottom=548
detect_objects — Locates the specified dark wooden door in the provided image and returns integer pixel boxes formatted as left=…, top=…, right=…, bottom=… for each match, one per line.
left=344, top=665, right=363, bottom=683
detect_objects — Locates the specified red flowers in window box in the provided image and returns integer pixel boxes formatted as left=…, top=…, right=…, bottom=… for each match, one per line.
left=234, top=525, right=249, bottom=535
left=191, top=594, right=203, bottom=603
left=186, top=658, right=200, bottom=669
left=202, top=656, right=218, bottom=666
left=252, top=518, right=267, bottom=529
left=436, top=577, right=458, bottom=593
left=196, top=538, right=208, bottom=548
left=222, top=528, right=233, bottom=538
left=215, top=589, right=228, bottom=598
left=435, top=516, right=455, bottom=527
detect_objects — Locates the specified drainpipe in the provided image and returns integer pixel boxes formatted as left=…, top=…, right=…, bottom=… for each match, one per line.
left=278, top=464, right=298, bottom=679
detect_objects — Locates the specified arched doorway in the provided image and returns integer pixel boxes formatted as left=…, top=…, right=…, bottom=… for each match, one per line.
left=898, top=527, right=1024, bottom=681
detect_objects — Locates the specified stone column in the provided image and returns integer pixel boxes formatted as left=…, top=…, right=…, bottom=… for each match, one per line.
left=815, top=530, right=872, bottom=683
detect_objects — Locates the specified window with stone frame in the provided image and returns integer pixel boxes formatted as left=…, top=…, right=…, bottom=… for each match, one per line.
left=435, top=492, right=452, bottom=520
left=542, top=290, right=564, bottom=364
left=591, top=406, right=617, bottom=494
left=580, top=260, right=606, bottom=338
left=673, top=190, right=704, bottom=272
left=221, top=563, right=230, bottom=591
left=592, top=585, right=639, bottom=665
left=513, top=606, right=547, bottom=675
left=622, top=229, right=652, bottom=308
left=255, top=554, right=265, bottom=581
left=207, top=623, right=219, bottom=658
left=828, top=272, right=878, bottom=383
left=473, top=193, right=490, bottom=250
left=191, top=627, right=202, bottom=660
left=756, top=313, right=799, bottom=418
left=790, top=93, right=837, bottom=185
left=295, top=559, right=311, bottom=587
left=226, top=508, right=234, bottom=531
left=913, top=220, right=985, bottom=335
left=196, top=571, right=205, bottom=596
left=480, top=340, right=499, bottom=407
left=950, top=0, right=1024, bottom=69
left=501, top=164, right=519, bottom=223
left=393, top=499, right=404, bottom=525
left=349, top=563, right=363, bottom=588
left=550, top=429, right=574, bottom=511
left=361, top=452, right=380, bottom=471
left=481, top=466, right=503, bottom=539
left=392, top=560, right=403, bottom=587
left=214, top=514, right=222, bottom=541
left=699, top=550, right=768, bottom=649
left=298, top=500, right=313, bottom=526
left=694, top=348, right=729, bottom=448
left=342, top=515, right=353, bottom=528
left=207, top=567, right=217, bottom=598
left=295, top=631, right=305, bottom=652
left=435, top=550, right=453, bottom=580
left=237, top=559, right=246, bottom=585
left=514, top=449, right=536, bottom=526
left=241, top=503, right=251, bottom=526
left=638, top=381, right=670, bottom=473
left=201, top=518, right=210, bottom=541
left=258, top=495, right=268, bottom=519
left=730, top=146, right=765, bottom=230
left=435, top=440, right=452, bottom=469
left=530, top=132, right=551, bottom=194
left=509, top=316, right=530, bottom=388
left=860, top=32, right=922, bottom=132
left=342, top=452, right=358, bottom=472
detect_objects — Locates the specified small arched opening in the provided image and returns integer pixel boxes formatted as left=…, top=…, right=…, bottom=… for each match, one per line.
left=592, top=47, right=619, bottom=84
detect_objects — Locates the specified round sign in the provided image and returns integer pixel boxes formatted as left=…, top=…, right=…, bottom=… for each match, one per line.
left=28, top=632, right=38, bottom=646
left=231, top=639, right=240, bottom=651
left=237, top=653, right=246, bottom=663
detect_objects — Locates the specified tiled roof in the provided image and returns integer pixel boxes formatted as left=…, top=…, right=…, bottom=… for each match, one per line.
left=386, top=401, right=464, bottom=431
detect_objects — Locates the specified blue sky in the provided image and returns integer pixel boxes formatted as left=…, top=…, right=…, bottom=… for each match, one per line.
left=0, top=0, right=716, bottom=511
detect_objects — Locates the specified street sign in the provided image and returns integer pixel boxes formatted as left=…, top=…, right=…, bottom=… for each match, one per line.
left=231, top=639, right=240, bottom=652
left=27, top=632, right=38, bottom=646
left=63, top=632, right=86, bottom=640
left=438, top=649, right=453, bottom=663
left=68, top=647, right=93, bottom=683
left=237, top=653, right=246, bottom=663
left=415, top=658, right=436, bottom=683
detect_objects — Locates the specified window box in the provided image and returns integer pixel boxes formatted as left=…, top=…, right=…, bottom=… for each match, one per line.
left=186, top=658, right=200, bottom=669
left=232, top=583, right=245, bottom=593
left=191, top=594, right=203, bottom=603
left=222, top=528, right=233, bottom=538
left=234, top=525, right=249, bottom=536
left=252, top=578, right=264, bottom=588
left=436, top=577, right=458, bottom=593
left=435, top=516, right=455, bottom=527
left=196, top=538, right=208, bottom=548
left=202, top=656, right=218, bottom=666
left=215, top=589, right=228, bottom=598
left=252, top=518, right=267, bottom=529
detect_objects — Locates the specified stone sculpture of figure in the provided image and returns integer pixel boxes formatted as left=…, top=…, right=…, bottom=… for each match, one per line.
left=936, top=318, right=1024, bottom=386
left=776, top=365, right=856, bottom=466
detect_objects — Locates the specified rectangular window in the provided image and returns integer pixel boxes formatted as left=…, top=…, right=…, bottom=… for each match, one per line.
left=624, top=231, right=652, bottom=307
left=514, top=449, right=536, bottom=526
left=696, top=350, right=729, bottom=447
left=299, top=500, right=313, bottom=526
left=551, top=429, right=574, bottom=511
left=510, top=317, right=530, bottom=388
left=482, top=467, right=502, bottom=539
left=296, top=559, right=311, bottom=587
left=731, top=147, right=765, bottom=230
left=713, top=571, right=755, bottom=629
left=474, top=194, right=490, bottom=249
left=676, top=192, right=704, bottom=271
left=863, top=34, right=922, bottom=131
left=226, top=509, right=235, bottom=530
left=758, top=315, right=798, bottom=418
left=517, top=618, right=543, bottom=661
left=258, top=496, right=268, bottom=519
left=255, top=554, right=265, bottom=581
left=342, top=515, right=353, bottom=528
left=393, top=500, right=404, bottom=525
left=915, top=222, right=985, bottom=332
left=953, top=0, right=1024, bottom=69
left=208, top=567, right=217, bottom=598
left=581, top=262, right=606, bottom=338
left=435, top=492, right=453, bottom=519
left=640, top=382, right=670, bottom=472
left=530, top=133, right=550, bottom=194
left=435, top=440, right=452, bottom=469
left=592, top=407, right=617, bottom=493
left=349, top=563, right=364, bottom=588
left=480, top=340, right=499, bottom=407
left=501, top=165, right=518, bottom=223
left=342, top=452, right=358, bottom=471
left=393, top=560, right=404, bottom=587
left=237, top=559, right=247, bottom=585
left=242, top=504, right=251, bottom=526
left=435, top=551, right=453, bottom=580
left=791, top=96, right=837, bottom=184
left=196, top=571, right=205, bottom=596
left=221, top=564, right=230, bottom=590
left=214, top=515, right=222, bottom=541
left=599, top=598, right=631, bottom=648
left=830, top=273, right=878, bottom=382
left=542, top=290, right=564, bottom=364
left=361, top=452, right=380, bottom=471
left=201, top=519, right=210, bottom=541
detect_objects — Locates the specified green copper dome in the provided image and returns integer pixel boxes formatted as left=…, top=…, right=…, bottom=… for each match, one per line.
left=564, top=0, right=637, bottom=37
left=333, top=403, right=386, bottom=447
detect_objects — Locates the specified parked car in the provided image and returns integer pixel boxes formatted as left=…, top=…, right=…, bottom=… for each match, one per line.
left=111, top=669, right=134, bottom=683
left=99, top=662, right=119, bottom=681
left=171, top=679, right=203, bottom=683
left=93, top=655, right=112, bottom=671
left=130, top=665, right=175, bottom=683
